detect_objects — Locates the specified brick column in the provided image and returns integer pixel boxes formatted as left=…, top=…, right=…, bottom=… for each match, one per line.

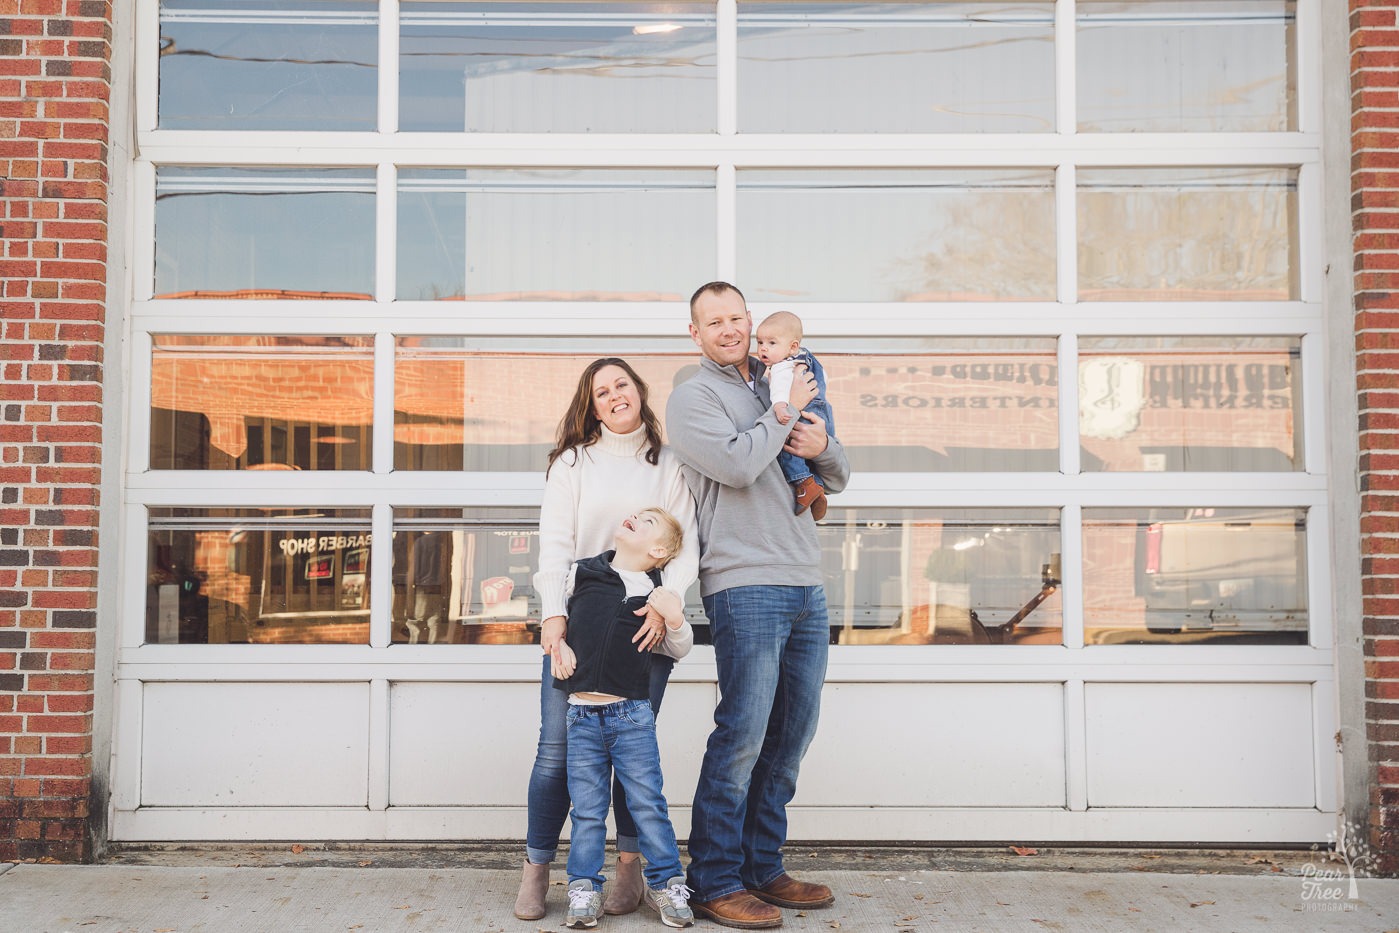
left=1355, top=1, right=1399, bottom=878
left=0, top=0, right=112, bottom=861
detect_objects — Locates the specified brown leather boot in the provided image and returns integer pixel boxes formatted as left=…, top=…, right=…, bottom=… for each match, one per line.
left=750, top=873, right=835, bottom=909
left=603, top=854, right=645, bottom=915
left=513, top=860, right=551, bottom=920
left=689, top=890, right=783, bottom=929
left=793, top=476, right=827, bottom=520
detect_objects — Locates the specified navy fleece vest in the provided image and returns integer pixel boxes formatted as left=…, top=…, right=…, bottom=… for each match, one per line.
left=554, top=551, right=661, bottom=700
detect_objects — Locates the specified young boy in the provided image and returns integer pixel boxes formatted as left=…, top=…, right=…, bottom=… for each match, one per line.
left=550, top=507, right=695, bottom=929
left=755, top=310, right=837, bottom=521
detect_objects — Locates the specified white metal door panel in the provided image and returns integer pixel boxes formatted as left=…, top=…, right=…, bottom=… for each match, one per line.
left=794, top=683, right=1067, bottom=807
left=652, top=681, right=718, bottom=825
left=141, top=682, right=370, bottom=807
left=388, top=682, right=536, bottom=806
left=1084, top=682, right=1315, bottom=808
left=387, top=681, right=717, bottom=808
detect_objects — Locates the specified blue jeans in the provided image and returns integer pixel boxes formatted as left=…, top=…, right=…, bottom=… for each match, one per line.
left=565, top=698, right=684, bottom=890
left=686, top=585, right=829, bottom=901
left=775, top=351, right=834, bottom=486
left=525, top=654, right=673, bottom=864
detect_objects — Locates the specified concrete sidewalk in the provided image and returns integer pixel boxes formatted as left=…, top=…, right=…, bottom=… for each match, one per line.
left=2, top=847, right=1397, bottom=932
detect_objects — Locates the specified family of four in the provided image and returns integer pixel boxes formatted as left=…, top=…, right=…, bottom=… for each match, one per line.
left=516, top=281, right=850, bottom=929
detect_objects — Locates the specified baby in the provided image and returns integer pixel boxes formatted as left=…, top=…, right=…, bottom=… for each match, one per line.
left=754, top=311, right=837, bottom=521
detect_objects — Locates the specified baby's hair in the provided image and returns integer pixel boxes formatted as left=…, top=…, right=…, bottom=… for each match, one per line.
left=757, top=310, right=803, bottom=344
left=641, top=507, right=684, bottom=568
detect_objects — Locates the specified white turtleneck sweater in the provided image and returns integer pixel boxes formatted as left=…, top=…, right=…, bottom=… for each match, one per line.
left=533, top=425, right=699, bottom=640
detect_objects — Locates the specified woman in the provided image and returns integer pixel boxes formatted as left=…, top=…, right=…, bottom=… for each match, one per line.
left=515, top=357, right=699, bottom=921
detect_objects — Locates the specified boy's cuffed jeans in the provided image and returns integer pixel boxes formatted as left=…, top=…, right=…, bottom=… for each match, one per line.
left=686, top=585, right=829, bottom=902
left=564, top=698, right=684, bottom=889
left=525, top=654, right=673, bottom=864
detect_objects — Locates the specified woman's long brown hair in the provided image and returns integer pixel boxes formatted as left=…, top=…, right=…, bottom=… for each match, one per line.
left=545, top=358, right=664, bottom=475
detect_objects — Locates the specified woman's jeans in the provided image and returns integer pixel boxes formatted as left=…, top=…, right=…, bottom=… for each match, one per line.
left=525, top=653, right=674, bottom=864
left=686, top=585, right=829, bottom=901
left=564, top=698, right=684, bottom=890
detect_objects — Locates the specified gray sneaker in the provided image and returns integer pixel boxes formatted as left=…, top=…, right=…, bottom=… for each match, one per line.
left=565, top=879, right=603, bottom=929
left=644, top=876, right=695, bottom=928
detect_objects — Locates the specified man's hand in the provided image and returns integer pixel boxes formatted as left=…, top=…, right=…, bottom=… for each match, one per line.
left=540, top=615, right=567, bottom=655
left=788, top=365, right=818, bottom=412
left=784, top=410, right=830, bottom=459
left=632, top=587, right=682, bottom=652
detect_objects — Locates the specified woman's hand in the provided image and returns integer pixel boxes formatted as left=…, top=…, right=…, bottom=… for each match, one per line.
left=632, top=587, right=682, bottom=652
left=550, top=640, right=577, bottom=680
left=540, top=615, right=567, bottom=654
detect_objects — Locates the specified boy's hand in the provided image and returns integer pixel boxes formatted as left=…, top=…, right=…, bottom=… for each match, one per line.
left=540, top=615, right=567, bottom=654
left=784, top=410, right=829, bottom=458
left=773, top=401, right=794, bottom=425
left=550, top=640, right=577, bottom=680
left=788, top=366, right=818, bottom=412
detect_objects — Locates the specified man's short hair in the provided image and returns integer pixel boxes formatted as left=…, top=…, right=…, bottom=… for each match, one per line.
left=689, top=281, right=746, bottom=325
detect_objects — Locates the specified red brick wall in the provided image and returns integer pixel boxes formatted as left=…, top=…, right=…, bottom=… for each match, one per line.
left=0, top=0, right=111, bottom=861
left=1355, top=0, right=1399, bottom=877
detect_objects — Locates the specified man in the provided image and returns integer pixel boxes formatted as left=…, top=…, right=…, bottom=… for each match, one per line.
left=665, top=282, right=851, bottom=929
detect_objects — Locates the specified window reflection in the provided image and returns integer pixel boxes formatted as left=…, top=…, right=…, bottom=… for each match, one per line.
left=825, top=508, right=1062, bottom=646
left=394, top=337, right=1059, bottom=472
left=392, top=508, right=542, bottom=644
left=154, top=167, right=376, bottom=299
left=738, top=1, right=1055, bottom=133
left=396, top=169, right=715, bottom=300
left=1078, top=337, right=1301, bottom=471
left=158, top=0, right=378, bottom=131
left=399, top=1, right=716, bottom=132
left=1077, top=0, right=1295, bottom=132
left=388, top=507, right=1060, bottom=646
left=150, top=336, right=374, bottom=471
left=737, top=169, right=1056, bottom=302
left=1082, top=507, right=1308, bottom=645
left=1078, top=167, right=1298, bottom=300
left=146, top=508, right=372, bottom=644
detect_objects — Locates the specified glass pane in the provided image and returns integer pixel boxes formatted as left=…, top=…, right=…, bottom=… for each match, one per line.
left=1078, top=1, right=1296, bottom=132
left=158, top=0, right=377, bottom=131
left=1079, top=337, right=1301, bottom=471
left=155, top=167, right=376, bottom=299
left=1077, top=167, right=1297, bottom=301
left=827, top=508, right=1062, bottom=645
left=1082, top=507, right=1308, bottom=645
left=146, top=507, right=373, bottom=644
left=738, top=169, right=1056, bottom=302
left=394, top=337, right=1059, bottom=471
left=396, top=169, right=715, bottom=300
left=399, top=1, right=716, bottom=132
left=392, top=508, right=541, bottom=644
left=739, top=1, right=1055, bottom=133
left=150, top=336, right=374, bottom=471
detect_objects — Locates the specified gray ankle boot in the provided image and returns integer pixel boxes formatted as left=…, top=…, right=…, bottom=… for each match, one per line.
left=604, top=856, right=645, bottom=915
left=514, top=860, right=551, bottom=920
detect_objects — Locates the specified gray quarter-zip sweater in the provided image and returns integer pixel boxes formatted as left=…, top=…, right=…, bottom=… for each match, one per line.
left=665, top=355, right=851, bottom=597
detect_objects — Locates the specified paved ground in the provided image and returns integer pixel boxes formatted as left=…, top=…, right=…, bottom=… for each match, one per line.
left=1, top=846, right=1396, bottom=932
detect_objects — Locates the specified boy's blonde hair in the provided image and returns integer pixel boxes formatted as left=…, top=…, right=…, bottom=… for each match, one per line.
left=757, top=310, right=803, bottom=344
left=640, top=507, right=684, bottom=568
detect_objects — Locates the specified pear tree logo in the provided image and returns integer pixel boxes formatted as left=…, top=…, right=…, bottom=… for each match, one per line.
left=1300, top=818, right=1373, bottom=912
